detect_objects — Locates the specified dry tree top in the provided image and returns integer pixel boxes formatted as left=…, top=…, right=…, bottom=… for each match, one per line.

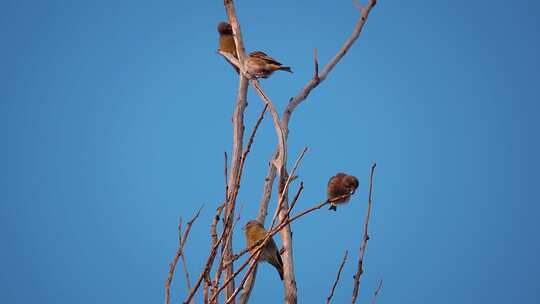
left=165, top=1, right=379, bottom=303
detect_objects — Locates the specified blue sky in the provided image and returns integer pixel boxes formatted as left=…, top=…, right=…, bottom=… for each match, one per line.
left=1, top=0, right=539, bottom=303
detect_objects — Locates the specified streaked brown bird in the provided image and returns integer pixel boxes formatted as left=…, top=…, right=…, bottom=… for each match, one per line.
left=245, top=51, right=292, bottom=78
left=327, top=173, right=359, bottom=211
left=217, top=22, right=292, bottom=78
left=217, top=21, right=239, bottom=73
left=243, top=220, right=284, bottom=280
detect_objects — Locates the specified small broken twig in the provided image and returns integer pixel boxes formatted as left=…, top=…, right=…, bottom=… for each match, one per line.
left=326, top=250, right=349, bottom=304
left=351, top=163, right=377, bottom=303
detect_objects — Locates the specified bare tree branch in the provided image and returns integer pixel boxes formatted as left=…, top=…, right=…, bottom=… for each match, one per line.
left=370, top=279, right=383, bottom=304
left=165, top=205, right=203, bottom=304
left=250, top=80, right=287, bottom=173
left=286, top=181, right=304, bottom=219
left=242, top=104, right=268, bottom=165
left=224, top=192, right=353, bottom=269
left=255, top=0, right=379, bottom=221
left=351, top=163, right=377, bottom=303
left=313, top=48, right=319, bottom=81
left=224, top=151, right=229, bottom=201
left=210, top=205, right=244, bottom=303
left=221, top=1, right=251, bottom=301
left=165, top=218, right=182, bottom=304
left=283, top=0, right=377, bottom=127
left=180, top=205, right=204, bottom=292
left=183, top=204, right=227, bottom=304
left=175, top=1, right=379, bottom=303
left=326, top=250, right=349, bottom=304
left=269, top=147, right=307, bottom=230
left=252, top=8, right=380, bottom=300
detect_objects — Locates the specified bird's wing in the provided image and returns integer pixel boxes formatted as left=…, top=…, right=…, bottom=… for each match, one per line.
left=249, top=51, right=283, bottom=66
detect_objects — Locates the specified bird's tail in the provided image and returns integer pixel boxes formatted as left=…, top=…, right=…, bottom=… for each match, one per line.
left=328, top=204, right=337, bottom=211
left=269, top=252, right=284, bottom=280
left=278, top=66, right=293, bottom=73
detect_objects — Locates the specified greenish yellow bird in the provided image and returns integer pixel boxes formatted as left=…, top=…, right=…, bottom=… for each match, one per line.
left=217, top=21, right=239, bottom=73
left=243, top=220, right=284, bottom=280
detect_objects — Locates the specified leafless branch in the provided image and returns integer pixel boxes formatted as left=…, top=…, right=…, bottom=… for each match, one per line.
left=286, top=181, right=304, bottom=218
left=165, top=218, right=182, bottom=304
left=351, top=163, right=377, bottom=303
left=225, top=192, right=353, bottom=269
left=370, top=279, right=383, bottom=304
left=210, top=205, right=244, bottom=302
left=256, top=0, right=379, bottom=260
left=205, top=202, right=226, bottom=303
left=283, top=0, right=377, bottom=132
left=238, top=77, right=305, bottom=303
left=224, top=151, right=229, bottom=201
left=269, top=147, right=307, bottom=230
left=242, top=104, right=268, bottom=164
left=214, top=192, right=349, bottom=303
left=165, top=205, right=203, bottom=304
left=222, top=1, right=251, bottom=302
left=326, top=250, right=349, bottom=304
left=250, top=80, right=287, bottom=172
left=210, top=232, right=269, bottom=304
left=180, top=205, right=204, bottom=292
left=183, top=204, right=226, bottom=304
left=173, top=1, right=379, bottom=303
left=313, top=48, right=319, bottom=81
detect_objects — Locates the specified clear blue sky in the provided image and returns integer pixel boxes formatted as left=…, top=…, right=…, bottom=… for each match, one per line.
left=1, top=0, right=539, bottom=303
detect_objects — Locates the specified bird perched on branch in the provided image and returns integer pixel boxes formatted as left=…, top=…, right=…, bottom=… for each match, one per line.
left=217, top=22, right=292, bottom=78
left=327, top=173, right=359, bottom=211
left=217, top=21, right=239, bottom=73
left=246, top=51, right=292, bottom=78
left=243, top=220, right=284, bottom=280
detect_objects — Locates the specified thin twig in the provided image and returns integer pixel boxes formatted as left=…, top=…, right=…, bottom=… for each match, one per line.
left=205, top=202, right=226, bottom=303
left=224, top=151, right=229, bottom=201
left=269, top=147, right=308, bottom=230
left=241, top=104, right=268, bottom=165
left=183, top=204, right=226, bottom=304
left=326, top=250, right=349, bottom=304
left=283, top=0, right=377, bottom=125
left=165, top=218, right=182, bottom=304
left=180, top=205, right=204, bottom=293
left=351, top=163, right=377, bottom=303
left=314, top=48, right=319, bottom=80
left=370, top=279, right=383, bottom=304
left=217, top=191, right=355, bottom=302
left=210, top=234, right=268, bottom=304
left=226, top=192, right=353, bottom=268
left=286, top=182, right=304, bottom=218
left=214, top=193, right=351, bottom=302
left=210, top=204, right=244, bottom=302
left=165, top=205, right=203, bottom=304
